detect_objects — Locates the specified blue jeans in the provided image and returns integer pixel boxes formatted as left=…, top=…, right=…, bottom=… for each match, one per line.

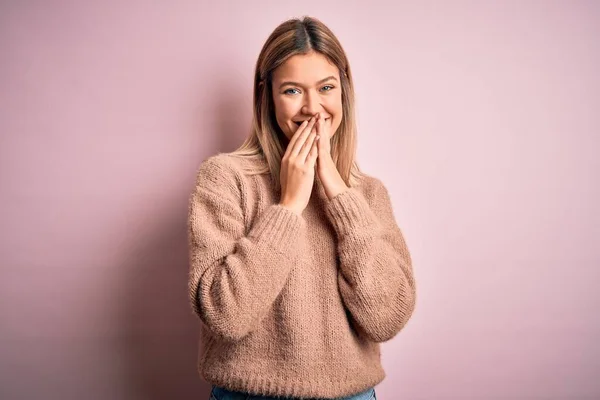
left=210, top=385, right=377, bottom=400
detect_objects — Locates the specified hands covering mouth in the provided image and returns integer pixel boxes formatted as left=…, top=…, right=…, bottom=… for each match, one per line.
left=283, top=112, right=348, bottom=203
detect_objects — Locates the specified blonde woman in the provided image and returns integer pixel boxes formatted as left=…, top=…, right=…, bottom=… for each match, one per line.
left=188, top=16, right=416, bottom=400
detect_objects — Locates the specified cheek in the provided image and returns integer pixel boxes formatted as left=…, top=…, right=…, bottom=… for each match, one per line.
left=332, top=112, right=343, bottom=135
left=332, top=102, right=343, bottom=125
left=275, top=97, right=298, bottom=117
left=328, top=97, right=343, bottom=120
left=273, top=101, right=291, bottom=129
left=273, top=99, right=284, bottom=119
left=274, top=102, right=297, bottom=138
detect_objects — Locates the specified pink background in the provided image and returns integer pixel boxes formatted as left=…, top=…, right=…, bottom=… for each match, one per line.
left=1, top=1, right=599, bottom=399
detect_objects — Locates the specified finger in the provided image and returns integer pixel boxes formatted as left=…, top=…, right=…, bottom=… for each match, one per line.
left=317, top=113, right=324, bottom=136
left=317, top=114, right=330, bottom=152
left=299, top=129, right=319, bottom=162
left=286, top=119, right=308, bottom=153
left=319, top=116, right=331, bottom=153
left=298, top=116, right=319, bottom=160
left=290, top=114, right=318, bottom=157
left=322, top=115, right=331, bottom=143
left=288, top=116, right=313, bottom=155
left=307, top=136, right=319, bottom=166
left=317, top=122, right=325, bottom=155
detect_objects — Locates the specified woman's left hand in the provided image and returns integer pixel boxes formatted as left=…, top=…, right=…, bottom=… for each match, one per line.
left=315, top=113, right=350, bottom=200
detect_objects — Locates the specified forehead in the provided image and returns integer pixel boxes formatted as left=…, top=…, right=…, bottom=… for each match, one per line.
left=273, top=52, right=339, bottom=82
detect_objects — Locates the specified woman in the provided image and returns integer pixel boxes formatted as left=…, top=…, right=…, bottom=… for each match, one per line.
left=187, top=16, right=416, bottom=400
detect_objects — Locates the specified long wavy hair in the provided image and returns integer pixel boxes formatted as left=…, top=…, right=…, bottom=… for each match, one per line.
left=229, top=16, right=365, bottom=191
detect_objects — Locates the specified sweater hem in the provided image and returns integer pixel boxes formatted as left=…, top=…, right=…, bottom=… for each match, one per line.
left=200, top=367, right=386, bottom=399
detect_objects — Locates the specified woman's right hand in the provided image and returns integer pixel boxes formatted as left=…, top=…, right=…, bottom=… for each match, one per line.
left=279, top=114, right=320, bottom=215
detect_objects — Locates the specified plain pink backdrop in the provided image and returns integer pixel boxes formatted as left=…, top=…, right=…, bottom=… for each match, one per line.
left=1, top=1, right=598, bottom=399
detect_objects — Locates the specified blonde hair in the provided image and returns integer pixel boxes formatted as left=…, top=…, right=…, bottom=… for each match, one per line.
left=229, top=16, right=365, bottom=191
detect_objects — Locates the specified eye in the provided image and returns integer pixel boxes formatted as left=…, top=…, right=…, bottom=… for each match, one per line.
left=283, top=85, right=336, bottom=95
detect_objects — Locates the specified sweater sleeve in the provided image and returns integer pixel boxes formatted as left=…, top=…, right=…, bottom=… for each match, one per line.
left=187, top=156, right=306, bottom=342
left=324, top=178, right=416, bottom=343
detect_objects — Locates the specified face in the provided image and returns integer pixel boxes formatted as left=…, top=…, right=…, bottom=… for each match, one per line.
left=271, top=51, right=343, bottom=141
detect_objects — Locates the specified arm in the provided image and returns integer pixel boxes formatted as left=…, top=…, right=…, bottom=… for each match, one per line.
left=187, top=156, right=305, bottom=342
left=324, top=178, right=416, bottom=343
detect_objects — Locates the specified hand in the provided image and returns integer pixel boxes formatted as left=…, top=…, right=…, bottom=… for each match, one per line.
left=315, top=113, right=349, bottom=200
left=279, top=115, right=320, bottom=214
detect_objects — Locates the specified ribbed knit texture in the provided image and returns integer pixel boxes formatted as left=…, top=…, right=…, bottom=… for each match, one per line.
left=187, top=153, right=416, bottom=399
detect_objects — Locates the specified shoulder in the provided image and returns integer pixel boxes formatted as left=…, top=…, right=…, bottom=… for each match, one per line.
left=353, top=173, right=402, bottom=225
left=193, top=152, right=246, bottom=195
left=354, top=172, right=390, bottom=203
left=197, top=151, right=266, bottom=178
left=193, top=151, right=268, bottom=196
left=195, top=152, right=236, bottom=177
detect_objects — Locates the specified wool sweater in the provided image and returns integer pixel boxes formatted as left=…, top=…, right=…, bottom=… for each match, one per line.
left=187, top=152, right=416, bottom=399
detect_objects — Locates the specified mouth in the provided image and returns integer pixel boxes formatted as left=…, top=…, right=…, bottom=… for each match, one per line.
left=293, top=118, right=330, bottom=127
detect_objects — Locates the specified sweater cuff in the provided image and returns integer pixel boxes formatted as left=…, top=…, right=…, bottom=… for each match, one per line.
left=324, top=187, right=377, bottom=237
left=247, top=204, right=305, bottom=253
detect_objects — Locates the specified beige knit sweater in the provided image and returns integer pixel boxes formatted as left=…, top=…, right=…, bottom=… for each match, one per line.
left=187, top=152, right=416, bottom=399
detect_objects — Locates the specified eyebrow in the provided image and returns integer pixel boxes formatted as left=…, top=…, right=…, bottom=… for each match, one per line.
left=278, top=75, right=338, bottom=90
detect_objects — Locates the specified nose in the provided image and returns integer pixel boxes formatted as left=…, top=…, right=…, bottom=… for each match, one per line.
left=301, top=90, right=323, bottom=117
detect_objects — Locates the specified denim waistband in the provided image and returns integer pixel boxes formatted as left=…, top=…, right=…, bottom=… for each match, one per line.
left=210, top=385, right=376, bottom=400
